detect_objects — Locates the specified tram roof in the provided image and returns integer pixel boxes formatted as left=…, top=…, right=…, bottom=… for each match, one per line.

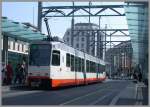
left=2, top=17, right=47, bottom=42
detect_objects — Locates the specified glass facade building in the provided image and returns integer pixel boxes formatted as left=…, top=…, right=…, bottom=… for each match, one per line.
left=124, top=2, right=148, bottom=82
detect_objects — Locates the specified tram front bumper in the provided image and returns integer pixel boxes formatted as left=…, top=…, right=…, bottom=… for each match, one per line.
left=27, top=76, right=51, bottom=88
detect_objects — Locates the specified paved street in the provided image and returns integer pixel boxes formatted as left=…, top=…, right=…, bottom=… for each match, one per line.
left=2, top=80, right=148, bottom=105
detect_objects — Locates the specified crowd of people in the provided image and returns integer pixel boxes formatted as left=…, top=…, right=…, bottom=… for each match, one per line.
left=1, top=61, right=27, bottom=85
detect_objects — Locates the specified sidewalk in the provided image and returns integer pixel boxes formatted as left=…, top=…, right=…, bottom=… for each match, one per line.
left=2, top=84, right=27, bottom=92
left=110, top=81, right=148, bottom=105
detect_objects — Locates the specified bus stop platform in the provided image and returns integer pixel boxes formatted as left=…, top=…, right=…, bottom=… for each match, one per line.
left=110, top=81, right=149, bottom=105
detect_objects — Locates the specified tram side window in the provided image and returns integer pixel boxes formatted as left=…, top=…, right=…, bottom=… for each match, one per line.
left=98, top=64, right=101, bottom=72
left=81, top=59, right=84, bottom=72
left=92, top=62, right=94, bottom=73
left=86, top=60, right=88, bottom=72
left=75, top=56, right=78, bottom=72
left=94, top=62, right=96, bottom=73
left=66, top=53, right=70, bottom=67
left=90, top=61, right=95, bottom=73
left=93, top=62, right=96, bottom=73
left=90, top=61, right=93, bottom=73
left=78, top=57, right=81, bottom=72
left=71, top=55, right=74, bottom=71
left=52, top=50, right=60, bottom=66
left=102, top=65, right=105, bottom=72
left=99, top=64, right=105, bottom=73
left=90, top=61, right=93, bottom=72
left=101, top=65, right=103, bottom=72
left=86, top=60, right=90, bottom=72
left=96, top=63, right=99, bottom=73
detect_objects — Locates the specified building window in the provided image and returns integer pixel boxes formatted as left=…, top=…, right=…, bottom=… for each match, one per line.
left=8, top=41, right=11, bottom=49
left=22, top=44, right=24, bottom=52
left=76, top=37, right=79, bottom=41
left=81, top=44, right=84, bottom=48
left=25, top=45, right=29, bottom=53
left=67, top=31, right=70, bottom=35
left=2, top=38, right=3, bottom=49
left=67, top=37, right=69, bottom=42
left=13, top=42, right=15, bottom=50
left=18, top=44, right=20, bottom=51
left=81, top=37, right=84, bottom=41
left=76, top=44, right=79, bottom=48
left=79, top=32, right=82, bottom=36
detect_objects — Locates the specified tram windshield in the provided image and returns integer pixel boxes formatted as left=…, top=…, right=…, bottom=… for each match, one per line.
left=29, top=44, right=51, bottom=66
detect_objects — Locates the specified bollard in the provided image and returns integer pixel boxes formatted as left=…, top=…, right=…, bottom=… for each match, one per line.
left=135, top=82, right=146, bottom=105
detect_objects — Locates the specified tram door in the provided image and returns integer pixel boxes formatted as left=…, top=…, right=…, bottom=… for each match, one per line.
left=74, top=51, right=78, bottom=85
left=83, top=54, right=86, bottom=84
left=75, top=56, right=78, bottom=85
left=83, top=59, right=86, bottom=84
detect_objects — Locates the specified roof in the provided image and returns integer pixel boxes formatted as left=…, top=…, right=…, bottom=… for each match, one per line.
left=2, top=17, right=47, bottom=42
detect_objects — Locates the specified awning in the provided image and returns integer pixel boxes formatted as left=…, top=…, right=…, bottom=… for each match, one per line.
left=2, top=17, right=47, bottom=42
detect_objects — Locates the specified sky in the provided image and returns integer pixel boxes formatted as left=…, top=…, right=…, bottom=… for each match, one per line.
left=2, top=2, right=130, bottom=44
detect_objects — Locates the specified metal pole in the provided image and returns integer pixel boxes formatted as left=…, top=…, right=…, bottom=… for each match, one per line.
left=99, top=16, right=101, bottom=30
left=110, top=32, right=112, bottom=78
left=124, top=47, right=126, bottom=77
left=2, top=36, right=8, bottom=65
left=89, top=1, right=91, bottom=23
left=99, top=16, right=101, bottom=58
left=37, top=2, right=42, bottom=32
left=120, top=49, right=121, bottom=77
left=129, top=46, right=132, bottom=77
left=104, top=24, right=107, bottom=61
left=33, top=6, right=35, bottom=25
left=89, top=2, right=92, bottom=56
left=71, top=2, right=74, bottom=47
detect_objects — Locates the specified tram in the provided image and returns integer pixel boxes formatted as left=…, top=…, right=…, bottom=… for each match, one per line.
left=27, top=40, right=106, bottom=88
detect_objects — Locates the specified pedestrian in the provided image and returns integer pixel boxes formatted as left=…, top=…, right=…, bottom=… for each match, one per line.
left=20, top=63, right=26, bottom=84
left=14, top=63, right=22, bottom=84
left=133, top=72, right=137, bottom=80
left=22, top=61, right=27, bottom=84
left=1, top=62, right=6, bottom=85
left=137, top=64, right=142, bottom=82
left=138, top=72, right=142, bottom=82
left=6, top=61, right=13, bottom=85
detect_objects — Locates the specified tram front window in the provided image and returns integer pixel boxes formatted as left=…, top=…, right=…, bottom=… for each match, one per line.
left=52, top=50, right=60, bottom=66
left=29, top=44, right=51, bottom=66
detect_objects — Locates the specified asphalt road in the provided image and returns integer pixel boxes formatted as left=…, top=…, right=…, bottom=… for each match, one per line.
left=2, top=80, right=135, bottom=105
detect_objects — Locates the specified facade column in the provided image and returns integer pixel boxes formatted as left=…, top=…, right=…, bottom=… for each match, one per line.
left=37, top=2, right=42, bottom=32
left=2, top=35, right=8, bottom=65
